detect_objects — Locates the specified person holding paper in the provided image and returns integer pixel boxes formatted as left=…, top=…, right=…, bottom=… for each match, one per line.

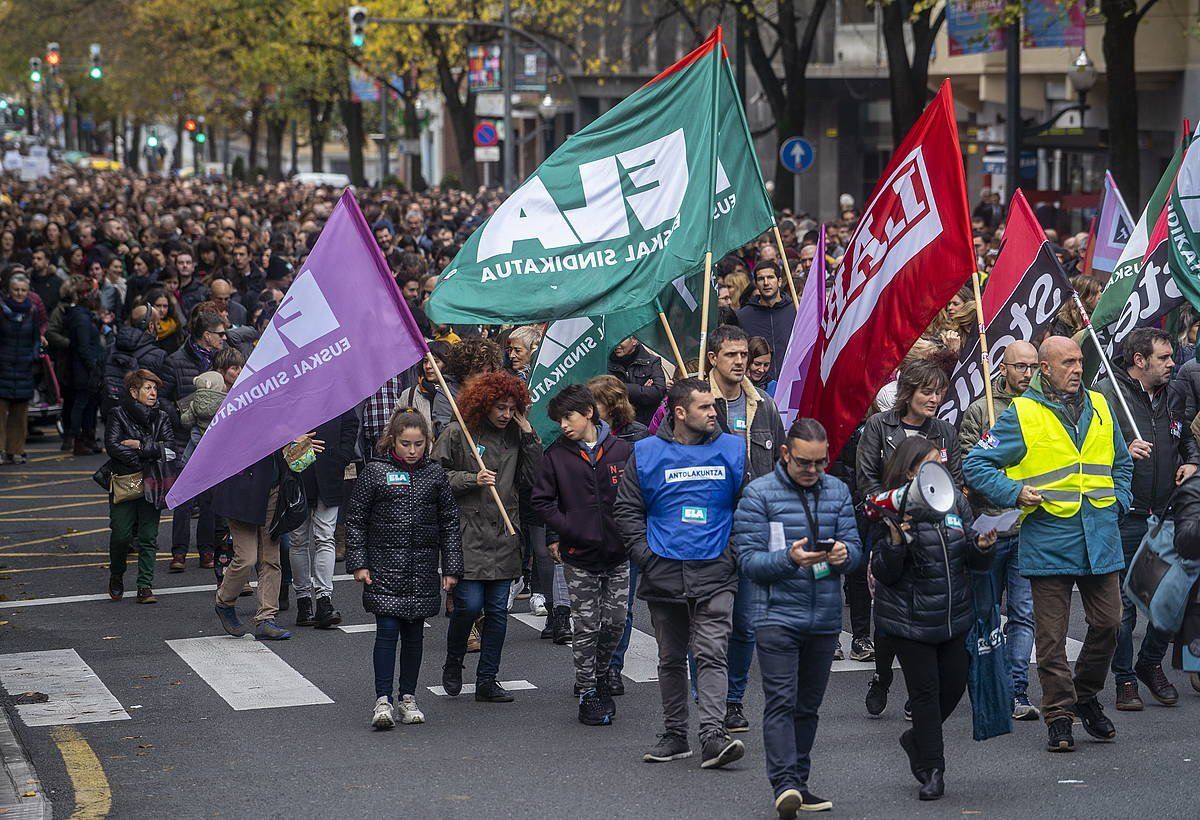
left=961, top=340, right=1040, bottom=721
left=733, top=417, right=861, bottom=816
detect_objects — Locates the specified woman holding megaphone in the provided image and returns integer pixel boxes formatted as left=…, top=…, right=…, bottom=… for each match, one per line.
left=868, top=436, right=997, bottom=801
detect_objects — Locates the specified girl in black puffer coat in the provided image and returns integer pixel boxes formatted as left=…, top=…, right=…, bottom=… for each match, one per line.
left=345, top=410, right=463, bottom=730
left=868, top=436, right=995, bottom=802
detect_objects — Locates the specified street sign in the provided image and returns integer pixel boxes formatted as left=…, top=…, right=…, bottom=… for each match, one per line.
left=475, top=145, right=500, bottom=162
left=779, top=137, right=814, bottom=174
left=474, top=122, right=499, bottom=147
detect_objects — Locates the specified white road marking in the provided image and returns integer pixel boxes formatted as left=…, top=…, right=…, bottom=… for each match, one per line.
left=511, top=613, right=661, bottom=682
left=166, top=636, right=333, bottom=710
left=0, top=574, right=355, bottom=609
left=0, top=649, right=129, bottom=726
left=427, top=680, right=537, bottom=697
left=337, top=621, right=431, bottom=633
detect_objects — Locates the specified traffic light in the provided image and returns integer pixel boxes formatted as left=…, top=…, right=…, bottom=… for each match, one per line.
left=146, top=134, right=159, bottom=148
left=194, top=116, right=207, bottom=144
left=28, top=57, right=42, bottom=83
left=89, top=43, right=102, bottom=80
left=45, top=43, right=61, bottom=69
left=184, top=117, right=197, bottom=133
left=348, top=6, right=367, bottom=48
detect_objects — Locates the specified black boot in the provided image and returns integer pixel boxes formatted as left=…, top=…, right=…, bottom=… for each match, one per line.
left=314, top=595, right=342, bottom=629
left=540, top=611, right=555, bottom=639
left=442, top=658, right=463, bottom=696
left=918, top=770, right=944, bottom=801
left=552, top=605, right=572, bottom=645
left=295, top=596, right=315, bottom=627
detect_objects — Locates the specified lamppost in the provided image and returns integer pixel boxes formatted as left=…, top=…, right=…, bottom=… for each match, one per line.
left=1068, top=49, right=1096, bottom=112
left=538, top=93, right=558, bottom=158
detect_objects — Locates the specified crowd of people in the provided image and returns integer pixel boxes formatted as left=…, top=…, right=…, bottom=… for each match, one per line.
left=3, top=168, right=1200, bottom=818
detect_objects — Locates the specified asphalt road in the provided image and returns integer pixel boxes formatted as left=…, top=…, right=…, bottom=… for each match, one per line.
left=1, top=438, right=1198, bottom=818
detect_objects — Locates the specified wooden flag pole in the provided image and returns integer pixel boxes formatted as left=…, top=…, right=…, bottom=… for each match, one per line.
left=698, top=251, right=714, bottom=378
left=426, top=352, right=516, bottom=536
left=655, top=298, right=690, bottom=377
left=774, top=224, right=802, bottom=308
left=970, top=269, right=997, bottom=427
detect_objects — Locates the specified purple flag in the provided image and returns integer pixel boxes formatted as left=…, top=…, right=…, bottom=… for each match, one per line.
left=774, top=227, right=826, bottom=427
left=167, top=190, right=428, bottom=508
left=1089, top=170, right=1134, bottom=282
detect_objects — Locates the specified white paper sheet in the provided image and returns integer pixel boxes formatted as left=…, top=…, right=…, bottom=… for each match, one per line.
left=971, top=508, right=1020, bottom=534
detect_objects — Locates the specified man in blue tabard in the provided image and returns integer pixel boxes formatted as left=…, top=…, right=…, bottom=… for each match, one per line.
left=614, top=378, right=746, bottom=771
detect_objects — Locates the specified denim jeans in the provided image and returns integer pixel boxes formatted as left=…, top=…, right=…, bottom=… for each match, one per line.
left=756, top=626, right=838, bottom=796
left=447, top=579, right=511, bottom=682
left=1112, top=513, right=1172, bottom=683
left=989, top=533, right=1035, bottom=696
left=726, top=572, right=757, bottom=704
left=609, top=561, right=638, bottom=673
left=374, top=615, right=425, bottom=699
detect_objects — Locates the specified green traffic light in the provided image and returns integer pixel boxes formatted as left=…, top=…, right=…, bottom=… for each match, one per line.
left=30, top=70, right=42, bottom=83
left=89, top=66, right=103, bottom=80
left=17, top=107, right=25, bottom=116
left=352, top=34, right=365, bottom=47
left=146, top=135, right=159, bottom=148
left=195, top=132, right=206, bottom=144
left=0, top=100, right=7, bottom=110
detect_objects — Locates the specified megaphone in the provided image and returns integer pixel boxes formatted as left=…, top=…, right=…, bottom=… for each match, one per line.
left=864, top=461, right=956, bottom=524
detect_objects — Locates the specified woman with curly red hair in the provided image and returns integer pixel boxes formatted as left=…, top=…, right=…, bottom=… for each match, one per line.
left=433, top=370, right=542, bottom=703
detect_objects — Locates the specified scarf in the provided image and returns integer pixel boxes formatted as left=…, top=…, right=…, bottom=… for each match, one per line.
left=2, top=296, right=31, bottom=322
left=1042, top=381, right=1086, bottom=426
left=156, top=315, right=178, bottom=341
left=188, top=337, right=216, bottom=371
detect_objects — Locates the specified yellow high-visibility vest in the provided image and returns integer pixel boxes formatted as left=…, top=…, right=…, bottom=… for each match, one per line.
left=1004, top=389, right=1117, bottom=518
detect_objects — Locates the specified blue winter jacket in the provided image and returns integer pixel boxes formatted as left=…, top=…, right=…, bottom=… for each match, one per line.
left=734, top=465, right=862, bottom=634
left=963, top=374, right=1132, bottom=577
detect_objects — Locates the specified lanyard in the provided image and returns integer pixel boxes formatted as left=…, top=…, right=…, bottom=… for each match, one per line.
left=797, top=487, right=820, bottom=544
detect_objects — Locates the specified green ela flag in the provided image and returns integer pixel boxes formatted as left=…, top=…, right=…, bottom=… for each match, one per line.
left=1168, top=124, right=1200, bottom=310
left=426, top=27, right=774, bottom=327
left=526, top=270, right=716, bottom=443
left=1091, top=139, right=1186, bottom=331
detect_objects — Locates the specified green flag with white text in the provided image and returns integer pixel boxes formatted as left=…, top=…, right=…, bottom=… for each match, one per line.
left=427, top=27, right=773, bottom=327
left=1168, top=124, right=1200, bottom=311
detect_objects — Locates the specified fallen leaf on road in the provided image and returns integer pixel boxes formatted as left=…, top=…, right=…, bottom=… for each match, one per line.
left=22, top=791, right=36, bottom=798
left=14, top=692, right=49, bottom=704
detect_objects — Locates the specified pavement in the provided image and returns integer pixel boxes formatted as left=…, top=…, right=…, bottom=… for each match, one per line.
left=1, top=435, right=1199, bottom=818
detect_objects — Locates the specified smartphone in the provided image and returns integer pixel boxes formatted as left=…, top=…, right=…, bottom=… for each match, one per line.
left=813, top=539, right=835, bottom=579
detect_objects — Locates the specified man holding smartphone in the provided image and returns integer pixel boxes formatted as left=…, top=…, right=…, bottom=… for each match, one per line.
left=733, top=418, right=862, bottom=816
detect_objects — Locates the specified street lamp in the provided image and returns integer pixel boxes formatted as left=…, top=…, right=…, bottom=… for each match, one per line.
left=538, top=93, right=559, bottom=155
left=1068, top=48, right=1096, bottom=108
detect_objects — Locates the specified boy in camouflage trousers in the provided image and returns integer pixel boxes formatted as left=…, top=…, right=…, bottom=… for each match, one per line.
left=532, top=385, right=633, bottom=725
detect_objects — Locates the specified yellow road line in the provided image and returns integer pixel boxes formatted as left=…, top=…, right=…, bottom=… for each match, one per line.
left=0, top=470, right=94, bottom=476
left=50, top=726, right=112, bottom=819
left=0, top=478, right=94, bottom=493
left=29, top=454, right=72, bottom=463
left=0, top=551, right=116, bottom=557
left=0, top=528, right=111, bottom=551
left=0, top=516, right=112, bottom=522
left=0, top=494, right=104, bottom=499
left=0, top=500, right=108, bottom=516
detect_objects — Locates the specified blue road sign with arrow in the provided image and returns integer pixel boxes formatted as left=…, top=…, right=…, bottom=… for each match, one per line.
left=779, top=137, right=814, bottom=174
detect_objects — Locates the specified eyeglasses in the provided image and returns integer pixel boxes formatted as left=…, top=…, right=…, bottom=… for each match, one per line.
left=1003, top=363, right=1037, bottom=373
left=792, top=457, right=828, bottom=471
left=209, top=330, right=227, bottom=338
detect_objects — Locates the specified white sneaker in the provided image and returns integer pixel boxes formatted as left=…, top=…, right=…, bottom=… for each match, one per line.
left=529, top=592, right=548, bottom=617
left=371, top=696, right=396, bottom=730
left=397, top=694, right=425, bottom=724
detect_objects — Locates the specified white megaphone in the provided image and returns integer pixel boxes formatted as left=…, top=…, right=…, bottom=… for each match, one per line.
left=864, top=461, right=956, bottom=525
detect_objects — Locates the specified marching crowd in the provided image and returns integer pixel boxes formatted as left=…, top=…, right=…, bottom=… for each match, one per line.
left=3, top=171, right=1200, bottom=818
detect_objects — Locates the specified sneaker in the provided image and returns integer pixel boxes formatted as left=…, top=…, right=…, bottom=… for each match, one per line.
left=1115, top=680, right=1144, bottom=711
left=108, top=576, right=124, bottom=602
left=606, top=667, right=625, bottom=696
left=442, top=659, right=463, bottom=696
left=371, top=696, right=396, bottom=730
left=865, top=674, right=888, bottom=716
left=552, top=605, right=572, bottom=645
left=774, top=789, right=802, bottom=820
left=578, top=689, right=612, bottom=726
left=1047, top=716, right=1074, bottom=752
left=529, top=592, right=548, bottom=616
left=849, top=637, right=875, bottom=662
left=832, top=644, right=844, bottom=661
left=136, top=587, right=157, bottom=604
left=1070, top=698, right=1116, bottom=740
left=11, top=454, right=26, bottom=465
left=397, top=694, right=425, bottom=724
left=597, top=684, right=617, bottom=719
left=169, top=556, right=186, bottom=573
left=1012, top=692, right=1041, bottom=721
left=799, top=790, right=833, bottom=812
left=314, top=595, right=342, bottom=629
left=1134, top=662, right=1179, bottom=706
left=214, top=605, right=247, bottom=637
left=724, top=701, right=750, bottom=733
left=643, top=731, right=692, bottom=763
left=700, top=731, right=745, bottom=769
left=475, top=678, right=514, bottom=703
left=467, top=621, right=482, bottom=653
left=254, top=619, right=291, bottom=640
left=903, top=700, right=912, bottom=721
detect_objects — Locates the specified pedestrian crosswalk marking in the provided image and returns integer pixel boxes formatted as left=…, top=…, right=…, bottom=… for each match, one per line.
left=337, top=621, right=431, bottom=633
left=166, top=636, right=334, bottom=710
left=0, top=649, right=130, bottom=726
left=427, top=680, right=537, bottom=697
left=0, top=573, right=356, bottom=609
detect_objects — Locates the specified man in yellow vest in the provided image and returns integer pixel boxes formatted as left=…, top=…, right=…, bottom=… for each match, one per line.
left=964, top=336, right=1132, bottom=754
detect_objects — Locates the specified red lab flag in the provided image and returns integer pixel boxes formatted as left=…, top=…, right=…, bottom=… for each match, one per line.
left=800, top=81, right=974, bottom=459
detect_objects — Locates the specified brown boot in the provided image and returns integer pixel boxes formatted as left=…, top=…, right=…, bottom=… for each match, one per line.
left=72, top=437, right=91, bottom=456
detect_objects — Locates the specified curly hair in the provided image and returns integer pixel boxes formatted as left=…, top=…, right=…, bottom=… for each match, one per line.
left=456, top=371, right=531, bottom=431
left=445, top=337, right=501, bottom=381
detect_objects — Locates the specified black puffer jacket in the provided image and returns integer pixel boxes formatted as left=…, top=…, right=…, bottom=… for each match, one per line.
left=160, top=341, right=211, bottom=443
left=344, top=455, right=464, bottom=619
left=609, top=342, right=667, bottom=426
left=104, top=393, right=175, bottom=476
left=103, top=326, right=168, bottom=413
left=870, top=493, right=993, bottom=644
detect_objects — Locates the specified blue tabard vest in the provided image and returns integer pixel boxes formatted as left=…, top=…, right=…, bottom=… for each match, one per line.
left=634, top=433, right=745, bottom=560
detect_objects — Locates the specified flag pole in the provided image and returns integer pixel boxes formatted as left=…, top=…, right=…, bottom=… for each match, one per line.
left=773, top=226, right=802, bottom=307
left=655, top=298, right=690, bottom=377
left=970, top=269, right=996, bottom=427
left=1073, top=293, right=1144, bottom=441
left=425, top=352, right=517, bottom=536
left=698, top=29, right=723, bottom=379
